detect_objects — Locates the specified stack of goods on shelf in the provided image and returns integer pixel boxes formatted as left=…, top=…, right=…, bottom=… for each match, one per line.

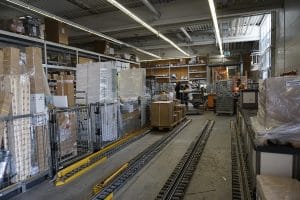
left=0, top=47, right=31, bottom=182
left=55, top=73, right=75, bottom=107
left=0, top=18, right=25, bottom=34
left=0, top=46, right=50, bottom=184
left=251, top=76, right=300, bottom=147
left=25, top=47, right=49, bottom=174
left=45, top=18, right=69, bottom=45
left=0, top=16, right=42, bottom=38
left=20, top=16, right=41, bottom=38
left=77, top=61, right=118, bottom=143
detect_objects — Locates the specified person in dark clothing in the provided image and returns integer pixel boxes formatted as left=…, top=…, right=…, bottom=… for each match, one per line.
left=175, top=82, right=181, bottom=100
left=182, top=84, right=189, bottom=106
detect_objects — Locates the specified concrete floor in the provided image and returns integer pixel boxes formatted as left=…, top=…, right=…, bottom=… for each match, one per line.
left=115, top=112, right=232, bottom=200
left=10, top=112, right=232, bottom=200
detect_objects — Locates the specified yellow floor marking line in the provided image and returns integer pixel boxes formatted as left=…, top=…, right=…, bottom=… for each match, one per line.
left=92, top=163, right=129, bottom=195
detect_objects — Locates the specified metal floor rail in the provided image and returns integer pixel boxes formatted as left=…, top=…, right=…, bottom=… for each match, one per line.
left=155, top=120, right=214, bottom=200
left=91, top=119, right=192, bottom=200
left=231, top=121, right=253, bottom=200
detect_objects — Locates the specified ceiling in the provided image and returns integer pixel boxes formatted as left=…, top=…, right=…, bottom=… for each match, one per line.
left=1, top=0, right=284, bottom=59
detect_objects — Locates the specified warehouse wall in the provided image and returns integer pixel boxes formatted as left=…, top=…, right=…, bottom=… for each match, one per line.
left=274, top=0, right=300, bottom=75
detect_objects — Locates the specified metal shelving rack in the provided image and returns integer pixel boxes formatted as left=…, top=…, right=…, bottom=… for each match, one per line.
left=0, top=29, right=139, bottom=74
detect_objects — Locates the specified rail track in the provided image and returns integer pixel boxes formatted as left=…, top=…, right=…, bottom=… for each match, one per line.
left=91, top=119, right=192, bottom=200
left=231, top=121, right=253, bottom=200
left=155, top=119, right=214, bottom=200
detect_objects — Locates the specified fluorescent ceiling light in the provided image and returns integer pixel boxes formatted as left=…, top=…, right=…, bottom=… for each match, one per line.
left=106, top=0, right=190, bottom=57
left=208, top=0, right=223, bottom=56
left=4, top=0, right=161, bottom=59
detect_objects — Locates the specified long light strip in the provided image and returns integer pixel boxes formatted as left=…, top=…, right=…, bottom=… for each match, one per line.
left=106, top=0, right=190, bottom=57
left=4, top=0, right=161, bottom=59
left=208, top=0, right=223, bottom=55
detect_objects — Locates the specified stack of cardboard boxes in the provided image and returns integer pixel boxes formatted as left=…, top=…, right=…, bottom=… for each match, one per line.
left=55, top=73, right=75, bottom=107
left=57, top=112, right=77, bottom=159
left=150, top=100, right=186, bottom=128
left=25, top=47, right=49, bottom=174
left=0, top=47, right=32, bottom=182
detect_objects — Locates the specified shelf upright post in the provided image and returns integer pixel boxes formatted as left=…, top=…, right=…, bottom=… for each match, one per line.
left=169, top=62, right=171, bottom=83
left=44, top=42, right=48, bottom=75
left=76, top=50, right=79, bottom=65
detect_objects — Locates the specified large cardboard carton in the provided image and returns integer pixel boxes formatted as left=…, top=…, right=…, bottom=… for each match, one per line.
left=0, top=49, right=3, bottom=74
left=175, top=104, right=186, bottom=117
left=56, top=75, right=75, bottom=106
left=151, top=101, right=174, bottom=127
left=175, top=110, right=183, bottom=121
left=25, top=47, right=45, bottom=93
left=3, top=47, right=20, bottom=74
left=35, top=126, right=49, bottom=172
left=45, top=18, right=68, bottom=45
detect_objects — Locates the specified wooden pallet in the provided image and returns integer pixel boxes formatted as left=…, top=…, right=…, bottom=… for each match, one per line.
left=152, top=121, right=178, bottom=131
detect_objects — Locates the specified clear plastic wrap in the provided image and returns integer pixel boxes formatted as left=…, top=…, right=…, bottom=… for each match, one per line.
left=251, top=116, right=300, bottom=147
left=257, top=76, right=300, bottom=129
left=119, top=68, right=146, bottom=98
left=77, top=61, right=117, bottom=104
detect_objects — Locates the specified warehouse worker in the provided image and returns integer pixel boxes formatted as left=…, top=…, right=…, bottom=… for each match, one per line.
left=175, top=81, right=181, bottom=100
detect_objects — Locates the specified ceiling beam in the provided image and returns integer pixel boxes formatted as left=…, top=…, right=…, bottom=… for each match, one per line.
left=140, top=0, right=161, bottom=18
left=66, top=0, right=98, bottom=15
left=139, top=34, right=259, bottom=50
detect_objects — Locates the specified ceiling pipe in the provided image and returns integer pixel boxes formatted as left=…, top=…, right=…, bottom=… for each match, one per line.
left=180, top=27, right=192, bottom=42
left=140, top=0, right=161, bottom=18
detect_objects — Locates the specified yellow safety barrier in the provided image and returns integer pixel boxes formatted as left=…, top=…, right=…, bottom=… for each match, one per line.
left=55, top=127, right=149, bottom=186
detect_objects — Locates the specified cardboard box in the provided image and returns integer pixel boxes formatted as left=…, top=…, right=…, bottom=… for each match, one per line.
left=151, top=101, right=174, bottom=127
left=45, top=18, right=69, bottom=45
left=57, top=112, right=77, bottom=158
left=3, top=47, right=20, bottom=74
left=0, top=49, right=3, bottom=74
left=0, top=92, right=12, bottom=116
left=56, top=75, right=75, bottom=106
left=95, top=40, right=110, bottom=54
left=175, top=110, right=183, bottom=121
left=78, top=57, right=94, bottom=64
left=25, top=47, right=45, bottom=93
left=30, top=94, right=46, bottom=113
left=175, top=104, right=186, bottom=117
left=35, top=126, right=49, bottom=172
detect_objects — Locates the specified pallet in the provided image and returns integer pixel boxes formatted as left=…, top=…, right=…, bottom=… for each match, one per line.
left=152, top=121, right=177, bottom=131
left=152, top=117, right=187, bottom=131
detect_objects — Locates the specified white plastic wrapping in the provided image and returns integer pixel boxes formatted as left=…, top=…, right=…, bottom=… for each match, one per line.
left=119, top=68, right=146, bottom=98
left=76, top=61, right=117, bottom=104
left=254, top=76, right=300, bottom=147
left=257, top=76, right=300, bottom=129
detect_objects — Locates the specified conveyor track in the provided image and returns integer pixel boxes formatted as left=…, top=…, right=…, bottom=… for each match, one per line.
left=155, top=120, right=214, bottom=200
left=231, top=121, right=253, bottom=200
left=91, top=119, right=192, bottom=200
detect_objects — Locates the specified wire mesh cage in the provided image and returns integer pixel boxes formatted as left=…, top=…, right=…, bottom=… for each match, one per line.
left=0, top=113, right=49, bottom=191
left=49, top=106, right=91, bottom=172
left=90, top=102, right=120, bottom=151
